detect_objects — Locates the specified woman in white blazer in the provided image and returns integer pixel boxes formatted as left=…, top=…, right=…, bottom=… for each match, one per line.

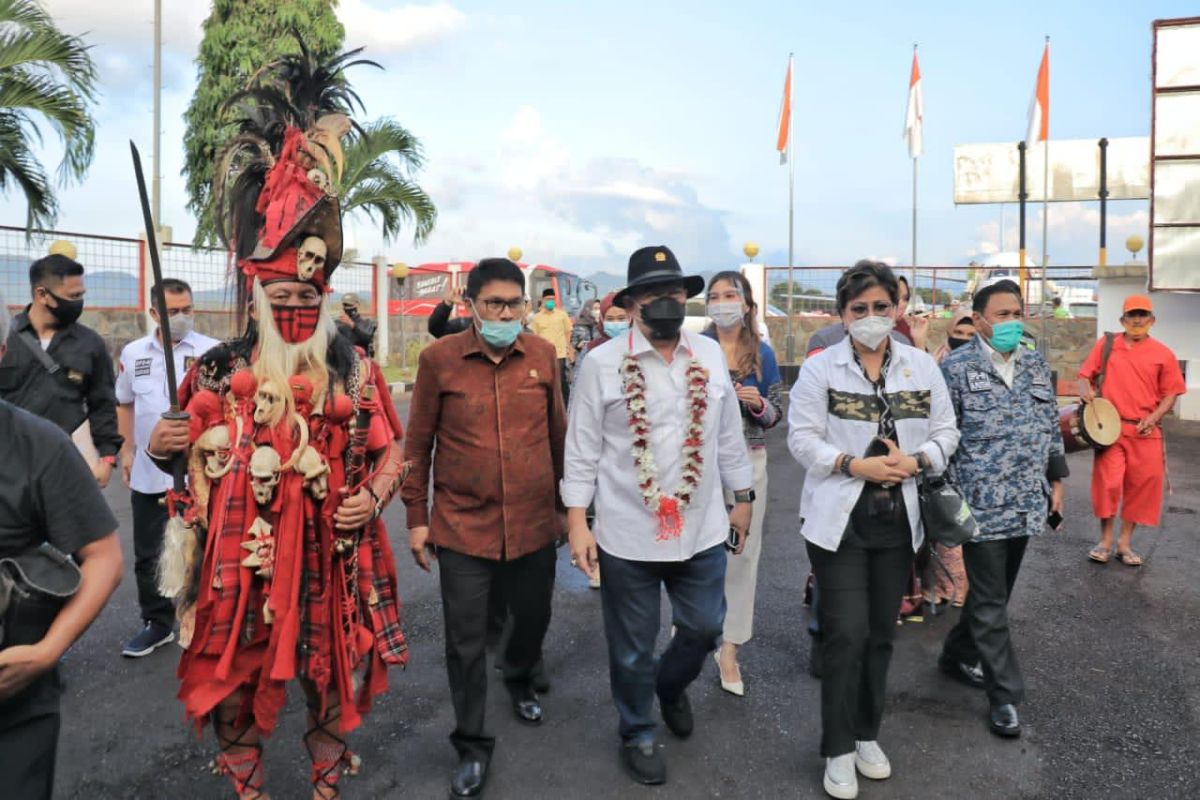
left=787, top=261, right=959, bottom=800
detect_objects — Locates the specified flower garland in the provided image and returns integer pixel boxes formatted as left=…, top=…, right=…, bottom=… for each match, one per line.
left=620, top=348, right=709, bottom=540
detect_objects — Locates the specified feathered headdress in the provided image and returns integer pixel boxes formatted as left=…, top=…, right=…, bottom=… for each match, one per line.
left=213, top=34, right=380, bottom=297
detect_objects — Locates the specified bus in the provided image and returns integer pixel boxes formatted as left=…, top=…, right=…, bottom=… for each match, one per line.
left=389, top=261, right=597, bottom=319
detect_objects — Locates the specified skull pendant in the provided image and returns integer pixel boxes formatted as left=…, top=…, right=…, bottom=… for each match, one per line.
left=253, top=379, right=285, bottom=428
left=294, top=445, right=331, bottom=500
left=248, top=446, right=282, bottom=506
left=196, top=424, right=232, bottom=480
left=296, top=236, right=328, bottom=281
left=240, top=516, right=276, bottom=578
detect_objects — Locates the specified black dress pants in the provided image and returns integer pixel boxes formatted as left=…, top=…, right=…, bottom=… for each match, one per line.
left=942, top=535, right=1029, bottom=706
left=0, top=679, right=60, bottom=800
left=438, top=544, right=556, bottom=759
left=806, top=492, right=913, bottom=757
left=130, top=490, right=176, bottom=628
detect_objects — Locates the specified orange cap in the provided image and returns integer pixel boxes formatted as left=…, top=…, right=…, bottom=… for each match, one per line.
left=1123, top=295, right=1153, bottom=314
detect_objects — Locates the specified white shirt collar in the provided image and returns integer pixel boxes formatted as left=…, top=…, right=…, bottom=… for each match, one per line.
left=629, top=323, right=692, bottom=360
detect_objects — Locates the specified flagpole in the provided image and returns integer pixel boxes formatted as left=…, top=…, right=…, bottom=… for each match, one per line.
left=785, top=52, right=795, bottom=364
left=1039, top=36, right=1050, bottom=352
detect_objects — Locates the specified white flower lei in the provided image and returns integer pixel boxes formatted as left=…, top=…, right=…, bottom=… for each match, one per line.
left=619, top=348, right=709, bottom=540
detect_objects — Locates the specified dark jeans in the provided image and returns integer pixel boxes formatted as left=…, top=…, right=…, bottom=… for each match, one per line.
left=130, top=490, right=175, bottom=628
left=438, top=544, right=556, bottom=760
left=0, top=706, right=59, bottom=800
left=806, top=495, right=913, bottom=758
left=557, top=358, right=571, bottom=407
left=942, top=535, right=1029, bottom=706
left=598, top=543, right=727, bottom=744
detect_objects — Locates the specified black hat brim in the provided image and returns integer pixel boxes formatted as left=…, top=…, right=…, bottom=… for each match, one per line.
left=613, top=272, right=705, bottom=308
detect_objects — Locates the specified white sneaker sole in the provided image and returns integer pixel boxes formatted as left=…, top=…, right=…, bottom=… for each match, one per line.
left=122, top=630, right=176, bottom=658
left=823, top=772, right=858, bottom=799
left=854, top=754, right=891, bottom=780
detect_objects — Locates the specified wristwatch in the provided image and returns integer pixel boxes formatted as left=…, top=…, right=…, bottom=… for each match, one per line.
left=733, top=489, right=756, bottom=504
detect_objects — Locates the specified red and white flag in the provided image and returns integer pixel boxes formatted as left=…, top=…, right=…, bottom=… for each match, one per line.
left=1026, top=41, right=1049, bottom=144
left=776, top=55, right=792, bottom=164
left=903, top=48, right=923, bottom=159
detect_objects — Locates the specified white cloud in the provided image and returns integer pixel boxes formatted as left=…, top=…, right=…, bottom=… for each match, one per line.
left=966, top=202, right=1149, bottom=264
left=339, top=0, right=466, bottom=53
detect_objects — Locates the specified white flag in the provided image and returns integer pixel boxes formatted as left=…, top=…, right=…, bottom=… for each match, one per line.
left=903, top=49, right=923, bottom=159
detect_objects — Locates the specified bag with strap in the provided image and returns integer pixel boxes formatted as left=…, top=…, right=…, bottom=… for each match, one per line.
left=0, top=543, right=82, bottom=650
left=917, top=441, right=981, bottom=548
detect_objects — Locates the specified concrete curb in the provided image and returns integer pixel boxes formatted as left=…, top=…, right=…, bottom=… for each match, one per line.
left=388, top=381, right=414, bottom=398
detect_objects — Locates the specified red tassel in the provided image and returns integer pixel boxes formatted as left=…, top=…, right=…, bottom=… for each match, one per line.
left=656, top=496, right=682, bottom=541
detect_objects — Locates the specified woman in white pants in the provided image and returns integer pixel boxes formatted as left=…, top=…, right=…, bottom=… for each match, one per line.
left=703, top=271, right=783, bottom=696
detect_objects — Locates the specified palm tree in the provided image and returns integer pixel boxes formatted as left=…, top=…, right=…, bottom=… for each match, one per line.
left=337, top=118, right=436, bottom=245
left=0, top=0, right=98, bottom=231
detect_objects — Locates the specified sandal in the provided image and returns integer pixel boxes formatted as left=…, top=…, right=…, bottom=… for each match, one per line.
left=1087, top=546, right=1111, bottom=564
left=1116, top=550, right=1144, bottom=567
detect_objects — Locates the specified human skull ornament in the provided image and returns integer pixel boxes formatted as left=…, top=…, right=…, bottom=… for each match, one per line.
left=296, top=236, right=328, bottom=281
left=294, top=446, right=330, bottom=500
left=196, top=424, right=233, bottom=479
left=248, top=446, right=282, bottom=506
left=253, top=379, right=285, bottom=427
left=306, top=168, right=330, bottom=193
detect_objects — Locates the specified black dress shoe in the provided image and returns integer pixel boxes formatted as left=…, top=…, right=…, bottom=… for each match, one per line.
left=989, top=703, right=1021, bottom=738
left=938, top=653, right=986, bottom=689
left=620, top=740, right=666, bottom=785
left=658, top=691, right=694, bottom=739
left=450, top=757, right=488, bottom=798
left=508, top=683, right=543, bottom=725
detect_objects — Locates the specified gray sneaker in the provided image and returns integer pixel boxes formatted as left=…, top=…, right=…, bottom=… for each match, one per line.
left=122, top=621, right=175, bottom=657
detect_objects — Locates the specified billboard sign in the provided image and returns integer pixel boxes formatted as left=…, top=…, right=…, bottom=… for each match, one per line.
left=954, top=137, right=1149, bottom=205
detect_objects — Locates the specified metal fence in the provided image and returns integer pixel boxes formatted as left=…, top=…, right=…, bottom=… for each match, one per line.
left=0, top=225, right=379, bottom=315
left=761, top=264, right=1098, bottom=317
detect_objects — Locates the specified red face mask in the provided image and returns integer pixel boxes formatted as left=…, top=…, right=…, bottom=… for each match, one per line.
left=270, top=304, right=321, bottom=343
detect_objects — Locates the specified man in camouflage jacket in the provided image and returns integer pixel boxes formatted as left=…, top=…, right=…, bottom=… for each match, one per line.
left=936, top=279, right=1068, bottom=739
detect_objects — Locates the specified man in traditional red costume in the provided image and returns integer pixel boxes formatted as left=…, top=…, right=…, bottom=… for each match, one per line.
left=147, top=43, right=409, bottom=800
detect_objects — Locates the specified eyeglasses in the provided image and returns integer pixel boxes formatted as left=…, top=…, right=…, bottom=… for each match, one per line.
left=847, top=301, right=895, bottom=317
left=476, top=297, right=526, bottom=314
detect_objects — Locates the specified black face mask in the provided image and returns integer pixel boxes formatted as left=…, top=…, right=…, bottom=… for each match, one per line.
left=640, top=296, right=686, bottom=340
left=947, top=336, right=972, bottom=351
left=43, top=289, right=84, bottom=327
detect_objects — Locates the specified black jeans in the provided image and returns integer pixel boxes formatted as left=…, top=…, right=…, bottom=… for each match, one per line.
left=437, top=544, right=556, bottom=760
left=557, top=358, right=571, bottom=407
left=130, top=490, right=175, bottom=628
left=806, top=494, right=913, bottom=758
left=942, top=535, right=1029, bottom=706
left=598, top=543, right=727, bottom=744
left=0, top=704, right=59, bottom=800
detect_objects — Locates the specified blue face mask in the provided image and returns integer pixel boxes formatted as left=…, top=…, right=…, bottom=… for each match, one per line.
left=988, top=319, right=1024, bottom=353
left=603, top=321, right=629, bottom=338
left=471, top=301, right=522, bottom=348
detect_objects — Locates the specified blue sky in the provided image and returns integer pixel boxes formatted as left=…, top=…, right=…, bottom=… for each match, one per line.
left=2, top=0, right=1194, bottom=278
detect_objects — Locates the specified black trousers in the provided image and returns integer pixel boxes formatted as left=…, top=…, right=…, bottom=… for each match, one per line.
left=130, top=490, right=175, bottom=628
left=438, top=544, right=556, bottom=759
left=806, top=493, right=913, bottom=758
left=557, top=358, right=571, bottom=407
left=0, top=707, right=59, bottom=800
left=942, top=535, right=1029, bottom=706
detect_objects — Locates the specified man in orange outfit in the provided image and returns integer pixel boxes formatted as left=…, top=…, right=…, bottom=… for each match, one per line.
left=1078, top=295, right=1186, bottom=566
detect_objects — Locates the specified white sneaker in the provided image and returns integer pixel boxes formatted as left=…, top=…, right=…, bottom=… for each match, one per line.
left=823, top=753, right=858, bottom=799
left=854, top=740, right=892, bottom=780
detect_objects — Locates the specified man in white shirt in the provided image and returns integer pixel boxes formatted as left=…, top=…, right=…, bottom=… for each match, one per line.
left=115, top=279, right=219, bottom=657
left=564, top=246, right=754, bottom=786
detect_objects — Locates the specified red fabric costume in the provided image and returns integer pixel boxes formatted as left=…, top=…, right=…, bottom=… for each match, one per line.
left=1079, top=333, right=1186, bottom=525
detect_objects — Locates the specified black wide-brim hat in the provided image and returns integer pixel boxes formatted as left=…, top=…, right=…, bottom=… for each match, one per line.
left=612, top=245, right=705, bottom=308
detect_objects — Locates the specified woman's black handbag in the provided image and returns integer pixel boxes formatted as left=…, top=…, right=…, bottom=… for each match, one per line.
left=0, top=543, right=82, bottom=649
left=917, top=444, right=981, bottom=547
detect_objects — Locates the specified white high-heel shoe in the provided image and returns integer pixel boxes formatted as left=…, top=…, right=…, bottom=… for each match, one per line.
left=713, top=651, right=744, bottom=696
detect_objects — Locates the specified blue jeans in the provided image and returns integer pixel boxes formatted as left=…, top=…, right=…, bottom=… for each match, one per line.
left=598, top=543, right=727, bottom=744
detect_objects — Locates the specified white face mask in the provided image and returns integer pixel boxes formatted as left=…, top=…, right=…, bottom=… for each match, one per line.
left=707, top=301, right=744, bottom=330
left=162, top=312, right=194, bottom=342
left=847, top=315, right=893, bottom=349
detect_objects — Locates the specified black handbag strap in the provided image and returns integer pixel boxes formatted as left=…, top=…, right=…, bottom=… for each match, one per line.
left=16, top=328, right=62, bottom=375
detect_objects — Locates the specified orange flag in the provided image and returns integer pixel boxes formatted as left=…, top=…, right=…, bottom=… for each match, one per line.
left=776, top=56, right=792, bottom=164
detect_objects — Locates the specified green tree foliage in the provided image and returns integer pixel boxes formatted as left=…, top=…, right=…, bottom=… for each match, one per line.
left=0, top=0, right=98, bottom=231
left=337, top=118, right=436, bottom=244
left=184, top=0, right=344, bottom=244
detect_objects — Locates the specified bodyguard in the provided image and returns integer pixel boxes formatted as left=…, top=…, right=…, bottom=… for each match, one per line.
left=937, top=279, right=1067, bottom=738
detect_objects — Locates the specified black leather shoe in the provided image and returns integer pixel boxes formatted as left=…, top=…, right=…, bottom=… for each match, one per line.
left=939, top=653, right=986, bottom=689
left=508, top=684, right=543, bottom=725
left=620, top=740, right=666, bottom=785
left=658, top=691, right=694, bottom=739
left=449, top=757, right=488, bottom=798
left=989, top=703, right=1021, bottom=738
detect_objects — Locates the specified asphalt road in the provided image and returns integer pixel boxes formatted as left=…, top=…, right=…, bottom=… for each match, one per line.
left=51, top=397, right=1200, bottom=799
